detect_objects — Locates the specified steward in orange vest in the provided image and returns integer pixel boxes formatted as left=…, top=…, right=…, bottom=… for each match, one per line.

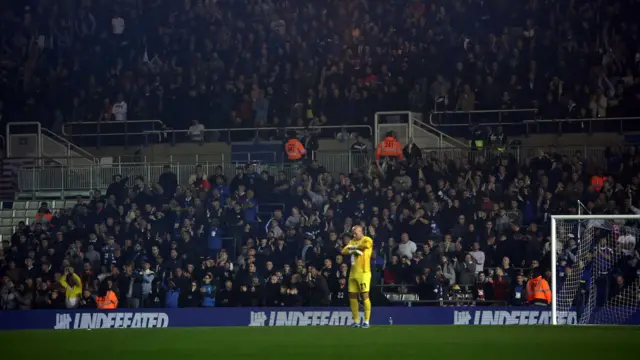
left=376, top=132, right=404, bottom=162
left=526, top=271, right=551, bottom=306
left=284, top=133, right=306, bottom=161
left=590, top=175, right=606, bottom=192
left=96, top=281, right=119, bottom=310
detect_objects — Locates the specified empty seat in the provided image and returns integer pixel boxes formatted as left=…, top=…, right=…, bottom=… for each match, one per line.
left=26, top=210, right=37, bottom=219
left=385, top=293, right=401, bottom=302
left=0, top=210, right=13, bottom=218
left=27, top=202, right=40, bottom=210
left=13, top=210, right=26, bottom=218
left=0, top=227, right=12, bottom=236
left=13, top=202, right=27, bottom=210
left=402, top=294, right=418, bottom=302
left=0, top=218, right=12, bottom=227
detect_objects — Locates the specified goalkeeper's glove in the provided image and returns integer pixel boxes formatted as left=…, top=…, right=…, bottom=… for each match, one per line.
left=350, top=249, right=363, bottom=256
left=347, top=245, right=358, bottom=250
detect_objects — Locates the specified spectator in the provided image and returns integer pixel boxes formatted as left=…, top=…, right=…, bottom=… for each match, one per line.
left=307, top=265, right=330, bottom=307
left=79, top=289, right=97, bottom=309
left=59, top=267, right=83, bottom=309
left=188, top=120, right=206, bottom=142
left=397, top=233, right=417, bottom=259
left=95, top=280, right=118, bottom=310
left=455, top=253, right=477, bottom=287
left=180, top=281, right=203, bottom=308
left=439, top=256, right=456, bottom=286
left=200, top=273, right=216, bottom=307
left=0, top=277, right=19, bottom=310
left=510, top=274, right=528, bottom=306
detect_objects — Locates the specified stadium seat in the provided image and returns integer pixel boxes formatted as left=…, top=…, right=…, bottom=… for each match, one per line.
left=12, top=202, right=27, bottom=210
left=0, top=209, right=13, bottom=218
left=402, top=294, right=418, bottom=302
left=27, top=201, right=40, bottom=210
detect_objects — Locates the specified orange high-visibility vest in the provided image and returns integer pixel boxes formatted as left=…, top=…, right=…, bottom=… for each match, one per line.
left=35, top=212, right=53, bottom=223
left=376, top=136, right=404, bottom=160
left=526, top=276, right=551, bottom=304
left=285, top=139, right=306, bottom=160
left=96, top=290, right=119, bottom=309
left=591, top=176, right=606, bottom=191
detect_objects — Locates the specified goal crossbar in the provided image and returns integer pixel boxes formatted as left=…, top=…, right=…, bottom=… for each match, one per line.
left=550, top=214, right=640, bottom=325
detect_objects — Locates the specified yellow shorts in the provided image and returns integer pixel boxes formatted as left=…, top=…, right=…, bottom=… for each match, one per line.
left=348, top=272, right=371, bottom=293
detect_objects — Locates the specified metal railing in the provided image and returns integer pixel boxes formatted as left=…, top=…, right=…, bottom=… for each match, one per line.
left=412, top=117, right=468, bottom=148
left=62, top=120, right=165, bottom=137
left=15, top=150, right=376, bottom=193
left=41, top=128, right=97, bottom=164
left=14, top=143, right=622, bottom=194
left=522, top=117, right=640, bottom=134
left=429, top=109, right=538, bottom=127
left=429, top=109, right=640, bottom=135
left=141, top=124, right=373, bottom=146
left=62, top=120, right=165, bottom=147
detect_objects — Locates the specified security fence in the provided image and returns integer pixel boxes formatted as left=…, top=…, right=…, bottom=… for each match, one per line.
left=15, top=145, right=614, bottom=194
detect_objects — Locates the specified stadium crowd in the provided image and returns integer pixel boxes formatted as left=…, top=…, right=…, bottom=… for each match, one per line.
left=2, top=144, right=640, bottom=309
left=2, top=0, right=640, bottom=310
left=1, top=0, right=640, bottom=135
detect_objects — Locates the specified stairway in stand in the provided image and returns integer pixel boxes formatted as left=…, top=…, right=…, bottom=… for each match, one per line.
left=0, top=158, right=33, bottom=201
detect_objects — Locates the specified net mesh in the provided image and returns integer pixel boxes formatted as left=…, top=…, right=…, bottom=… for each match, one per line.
left=555, top=218, right=640, bottom=325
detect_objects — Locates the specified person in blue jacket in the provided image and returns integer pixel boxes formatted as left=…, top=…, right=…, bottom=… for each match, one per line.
left=164, top=279, right=180, bottom=308
left=201, top=273, right=216, bottom=307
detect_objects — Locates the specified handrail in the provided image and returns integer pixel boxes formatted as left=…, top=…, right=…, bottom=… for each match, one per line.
left=432, top=109, right=538, bottom=114
left=62, top=119, right=164, bottom=137
left=0, top=134, right=5, bottom=155
left=522, top=117, right=640, bottom=134
left=143, top=124, right=373, bottom=145
left=429, top=108, right=538, bottom=127
left=143, top=124, right=373, bottom=136
left=41, top=128, right=97, bottom=163
left=412, top=118, right=468, bottom=148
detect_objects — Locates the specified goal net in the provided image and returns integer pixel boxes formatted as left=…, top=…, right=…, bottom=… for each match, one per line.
left=552, top=215, right=640, bottom=325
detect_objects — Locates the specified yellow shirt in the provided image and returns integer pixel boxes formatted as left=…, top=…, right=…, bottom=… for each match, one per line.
left=341, top=236, right=373, bottom=274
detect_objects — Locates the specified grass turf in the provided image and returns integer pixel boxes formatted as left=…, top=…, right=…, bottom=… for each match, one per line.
left=3, top=326, right=639, bottom=359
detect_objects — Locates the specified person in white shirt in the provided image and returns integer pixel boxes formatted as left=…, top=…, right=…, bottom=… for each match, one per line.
left=111, top=14, right=125, bottom=35
left=397, top=232, right=417, bottom=259
left=188, top=120, right=205, bottom=142
left=112, top=94, right=127, bottom=121
left=470, top=242, right=485, bottom=274
left=617, top=233, right=636, bottom=257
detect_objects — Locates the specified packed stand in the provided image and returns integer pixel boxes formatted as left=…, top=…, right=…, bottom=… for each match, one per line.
left=1, top=143, right=639, bottom=310
left=2, top=0, right=640, bottom=139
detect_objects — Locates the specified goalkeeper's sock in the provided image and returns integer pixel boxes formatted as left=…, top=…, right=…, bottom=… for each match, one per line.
left=349, top=298, right=360, bottom=324
left=363, top=298, right=372, bottom=324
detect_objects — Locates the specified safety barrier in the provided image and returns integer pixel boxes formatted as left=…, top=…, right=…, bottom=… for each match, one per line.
left=62, top=120, right=165, bottom=147
left=1, top=306, right=637, bottom=330
left=141, top=124, right=373, bottom=146
left=428, top=109, right=640, bottom=135
left=15, top=144, right=616, bottom=194
left=16, top=150, right=377, bottom=193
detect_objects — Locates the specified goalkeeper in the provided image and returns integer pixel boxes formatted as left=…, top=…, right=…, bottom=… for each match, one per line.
left=341, top=225, right=374, bottom=328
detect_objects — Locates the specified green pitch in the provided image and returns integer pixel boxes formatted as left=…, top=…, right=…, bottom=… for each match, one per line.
left=3, top=326, right=639, bottom=359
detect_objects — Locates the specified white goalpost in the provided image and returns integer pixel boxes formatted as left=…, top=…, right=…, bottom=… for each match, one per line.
left=551, top=214, right=640, bottom=325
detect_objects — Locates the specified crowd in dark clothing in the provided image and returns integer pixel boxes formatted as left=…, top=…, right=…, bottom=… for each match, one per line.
left=2, top=143, right=640, bottom=309
left=2, top=0, right=640, bottom=310
left=2, top=0, right=640, bottom=136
